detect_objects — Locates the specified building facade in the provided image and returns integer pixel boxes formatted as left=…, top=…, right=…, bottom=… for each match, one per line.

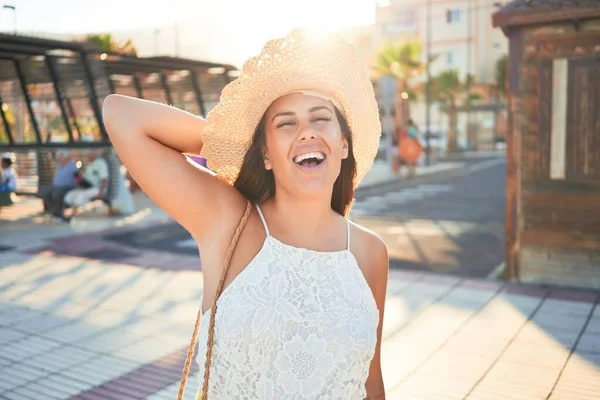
left=343, top=0, right=508, bottom=150
left=493, top=0, right=600, bottom=289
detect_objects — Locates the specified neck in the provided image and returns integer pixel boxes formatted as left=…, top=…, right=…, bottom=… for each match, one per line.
left=267, top=189, right=338, bottom=236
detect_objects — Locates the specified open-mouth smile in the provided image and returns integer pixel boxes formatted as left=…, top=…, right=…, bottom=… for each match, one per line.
left=293, top=151, right=326, bottom=171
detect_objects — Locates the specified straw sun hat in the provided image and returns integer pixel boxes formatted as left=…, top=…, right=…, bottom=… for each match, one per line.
left=199, top=28, right=381, bottom=188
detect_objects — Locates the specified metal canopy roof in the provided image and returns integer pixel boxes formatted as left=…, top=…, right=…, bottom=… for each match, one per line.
left=0, top=34, right=234, bottom=149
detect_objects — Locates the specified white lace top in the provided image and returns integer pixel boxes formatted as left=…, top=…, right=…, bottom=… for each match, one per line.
left=195, top=204, right=379, bottom=399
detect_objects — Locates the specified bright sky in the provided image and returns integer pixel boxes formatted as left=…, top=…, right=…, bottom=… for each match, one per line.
left=0, top=0, right=377, bottom=65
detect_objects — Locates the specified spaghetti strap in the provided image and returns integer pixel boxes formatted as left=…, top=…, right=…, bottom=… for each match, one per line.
left=346, top=219, right=351, bottom=251
left=255, top=204, right=271, bottom=236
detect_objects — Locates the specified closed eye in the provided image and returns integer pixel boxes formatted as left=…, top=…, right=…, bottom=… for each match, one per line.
left=276, top=121, right=296, bottom=128
left=312, top=117, right=331, bottom=123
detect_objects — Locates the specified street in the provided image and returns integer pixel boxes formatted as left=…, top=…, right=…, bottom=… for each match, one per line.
left=353, top=158, right=506, bottom=277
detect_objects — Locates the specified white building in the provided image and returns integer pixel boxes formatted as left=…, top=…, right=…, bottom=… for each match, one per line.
left=342, top=0, right=508, bottom=150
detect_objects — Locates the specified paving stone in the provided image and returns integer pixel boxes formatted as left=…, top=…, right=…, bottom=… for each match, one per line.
left=0, top=376, right=22, bottom=392
left=33, top=345, right=99, bottom=371
left=0, top=367, right=35, bottom=389
left=493, top=293, right=543, bottom=314
left=21, top=353, right=72, bottom=375
left=550, top=355, right=600, bottom=400
left=6, top=385, right=57, bottom=400
left=74, top=327, right=144, bottom=353
left=59, top=366, right=113, bottom=388
left=4, top=362, right=50, bottom=382
left=11, top=314, right=73, bottom=334
left=0, top=305, right=42, bottom=326
left=115, top=317, right=170, bottom=337
left=2, top=389, right=39, bottom=400
left=0, top=327, right=23, bottom=346
left=16, top=381, right=75, bottom=400
left=515, top=324, right=581, bottom=349
left=6, top=335, right=62, bottom=357
left=40, top=374, right=91, bottom=393
left=60, top=354, right=140, bottom=386
left=529, top=312, right=589, bottom=332
left=1, top=342, right=34, bottom=362
left=537, top=298, right=595, bottom=317
left=584, top=316, right=600, bottom=333
left=0, top=357, right=12, bottom=367
left=500, top=342, right=570, bottom=369
left=576, top=331, right=600, bottom=353
left=116, top=336, right=185, bottom=364
left=42, top=322, right=106, bottom=343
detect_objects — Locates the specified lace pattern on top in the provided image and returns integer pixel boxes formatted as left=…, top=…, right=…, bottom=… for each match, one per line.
left=196, top=205, right=379, bottom=399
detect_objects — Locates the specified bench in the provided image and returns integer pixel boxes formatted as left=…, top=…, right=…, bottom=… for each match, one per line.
left=0, top=192, right=13, bottom=207
left=12, top=148, right=123, bottom=217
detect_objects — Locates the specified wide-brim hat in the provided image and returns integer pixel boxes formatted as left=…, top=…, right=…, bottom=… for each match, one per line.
left=200, top=28, right=381, bottom=188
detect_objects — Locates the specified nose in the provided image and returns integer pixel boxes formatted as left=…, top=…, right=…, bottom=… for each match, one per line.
left=297, top=123, right=317, bottom=141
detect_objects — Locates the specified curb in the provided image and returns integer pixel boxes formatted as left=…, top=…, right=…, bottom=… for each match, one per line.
left=487, top=262, right=506, bottom=280
left=355, top=157, right=506, bottom=197
left=355, top=163, right=467, bottom=197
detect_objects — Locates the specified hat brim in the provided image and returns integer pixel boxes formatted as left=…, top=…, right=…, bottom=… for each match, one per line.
left=200, top=29, right=381, bottom=188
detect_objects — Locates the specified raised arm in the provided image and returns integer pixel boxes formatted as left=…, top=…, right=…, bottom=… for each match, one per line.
left=102, top=94, right=243, bottom=242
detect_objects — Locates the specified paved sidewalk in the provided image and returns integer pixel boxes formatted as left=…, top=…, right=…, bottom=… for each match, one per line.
left=358, top=159, right=466, bottom=189
left=0, top=249, right=599, bottom=399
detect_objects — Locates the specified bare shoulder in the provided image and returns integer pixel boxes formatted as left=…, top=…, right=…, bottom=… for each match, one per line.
left=348, top=220, right=389, bottom=287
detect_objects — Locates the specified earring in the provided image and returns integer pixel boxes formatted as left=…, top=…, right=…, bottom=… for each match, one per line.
left=264, top=158, right=272, bottom=170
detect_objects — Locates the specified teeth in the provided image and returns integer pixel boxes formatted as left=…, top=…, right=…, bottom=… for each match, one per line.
left=293, top=152, right=325, bottom=163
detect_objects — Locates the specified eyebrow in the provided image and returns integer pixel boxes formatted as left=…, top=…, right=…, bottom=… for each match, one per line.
left=271, top=106, right=333, bottom=123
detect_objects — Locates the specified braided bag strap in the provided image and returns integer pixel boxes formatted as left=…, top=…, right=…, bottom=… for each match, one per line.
left=177, top=201, right=253, bottom=400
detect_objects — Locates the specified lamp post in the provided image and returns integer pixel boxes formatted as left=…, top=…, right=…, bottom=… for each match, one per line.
left=425, top=0, right=432, bottom=165
left=153, top=29, right=161, bottom=55
left=2, top=4, right=16, bottom=35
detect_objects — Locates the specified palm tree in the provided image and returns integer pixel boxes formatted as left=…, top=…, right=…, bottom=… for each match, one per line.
left=373, top=40, right=426, bottom=128
left=431, top=70, right=480, bottom=152
left=493, top=54, right=508, bottom=143
left=494, top=54, right=508, bottom=99
left=82, top=33, right=137, bottom=56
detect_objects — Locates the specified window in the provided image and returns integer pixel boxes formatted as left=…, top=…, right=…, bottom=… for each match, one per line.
left=447, top=50, right=460, bottom=65
left=447, top=9, right=461, bottom=23
left=386, top=8, right=417, bottom=33
left=541, top=58, right=600, bottom=182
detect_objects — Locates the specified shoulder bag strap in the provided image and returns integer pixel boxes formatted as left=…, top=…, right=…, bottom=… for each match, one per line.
left=177, top=201, right=253, bottom=400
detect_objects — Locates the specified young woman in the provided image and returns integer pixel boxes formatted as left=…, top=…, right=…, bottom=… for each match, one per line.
left=102, top=28, right=389, bottom=400
left=398, top=119, right=423, bottom=179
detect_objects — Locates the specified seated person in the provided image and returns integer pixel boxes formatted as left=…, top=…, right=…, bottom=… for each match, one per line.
left=44, top=150, right=77, bottom=219
left=62, top=150, right=109, bottom=219
left=0, top=154, right=16, bottom=193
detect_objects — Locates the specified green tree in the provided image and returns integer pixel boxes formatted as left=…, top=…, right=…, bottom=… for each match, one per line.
left=373, top=40, right=426, bottom=128
left=493, top=54, right=508, bottom=142
left=494, top=54, right=508, bottom=99
left=82, top=33, right=137, bottom=55
left=431, top=70, right=480, bottom=152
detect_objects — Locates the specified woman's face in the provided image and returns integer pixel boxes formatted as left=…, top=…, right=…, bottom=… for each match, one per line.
left=263, top=93, right=348, bottom=196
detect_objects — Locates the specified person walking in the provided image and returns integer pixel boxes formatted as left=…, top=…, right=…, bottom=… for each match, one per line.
left=43, top=150, right=77, bottom=220
left=398, top=119, right=423, bottom=179
left=102, top=28, right=388, bottom=400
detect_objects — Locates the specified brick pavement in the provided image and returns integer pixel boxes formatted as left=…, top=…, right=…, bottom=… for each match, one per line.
left=1, top=250, right=599, bottom=400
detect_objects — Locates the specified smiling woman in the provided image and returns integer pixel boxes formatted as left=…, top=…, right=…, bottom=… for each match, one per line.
left=102, top=28, right=388, bottom=400
left=235, top=95, right=356, bottom=216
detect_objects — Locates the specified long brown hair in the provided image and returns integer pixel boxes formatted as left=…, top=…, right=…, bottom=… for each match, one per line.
left=234, top=108, right=356, bottom=217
